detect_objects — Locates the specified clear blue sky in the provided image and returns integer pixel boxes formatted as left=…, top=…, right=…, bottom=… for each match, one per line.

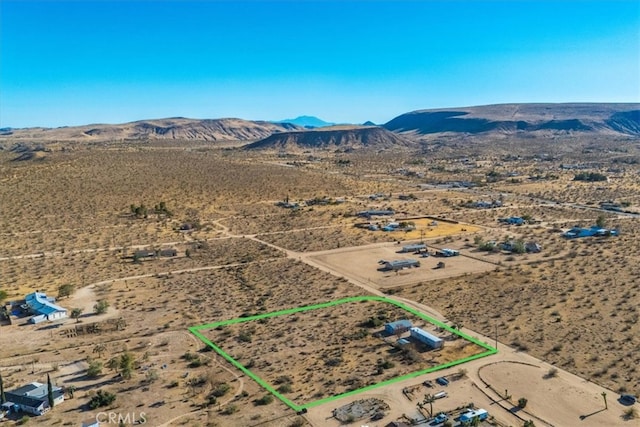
left=1, top=0, right=639, bottom=128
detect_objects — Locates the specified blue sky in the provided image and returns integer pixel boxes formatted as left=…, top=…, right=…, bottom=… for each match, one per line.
left=1, top=0, right=639, bottom=128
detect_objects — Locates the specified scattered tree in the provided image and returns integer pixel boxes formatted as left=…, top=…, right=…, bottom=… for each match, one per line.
left=93, top=343, right=107, bottom=359
left=523, top=420, right=536, bottom=427
left=518, top=397, right=528, bottom=408
left=71, top=308, right=83, bottom=322
left=596, top=214, right=607, bottom=228
left=87, top=360, right=103, bottom=378
left=57, top=284, right=75, bottom=299
left=423, top=393, right=435, bottom=417
left=0, top=289, right=8, bottom=305
left=106, top=357, right=119, bottom=373
left=66, top=385, right=76, bottom=399
left=94, top=300, right=109, bottom=315
left=119, top=352, right=135, bottom=379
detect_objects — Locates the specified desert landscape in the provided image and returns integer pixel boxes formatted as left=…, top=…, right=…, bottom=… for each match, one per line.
left=0, top=103, right=639, bottom=427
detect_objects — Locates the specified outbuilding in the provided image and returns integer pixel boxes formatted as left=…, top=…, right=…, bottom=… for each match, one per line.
left=381, top=259, right=420, bottom=271
left=409, top=327, right=444, bottom=349
left=399, top=243, right=427, bottom=253
left=385, top=319, right=412, bottom=335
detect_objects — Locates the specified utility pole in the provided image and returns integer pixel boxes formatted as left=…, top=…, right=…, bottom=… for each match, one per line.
left=495, top=323, right=498, bottom=349
left=602, top=391, right=608, bottom=410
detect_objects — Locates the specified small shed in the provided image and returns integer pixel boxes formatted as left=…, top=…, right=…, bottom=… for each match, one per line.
left=397, top=338, right=410, bottom=347
left=385, top=319, right=412, bottom=335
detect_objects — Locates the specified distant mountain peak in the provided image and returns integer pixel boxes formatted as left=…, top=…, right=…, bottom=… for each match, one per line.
left=276, top=116, right=335, bottom=128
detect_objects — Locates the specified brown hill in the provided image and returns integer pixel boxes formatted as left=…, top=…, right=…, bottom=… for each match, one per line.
left=0, top=118, right=301, bottom=142
left=244, top=126, right=414, bottom=151
left=384, top=103, right=640, bottom=137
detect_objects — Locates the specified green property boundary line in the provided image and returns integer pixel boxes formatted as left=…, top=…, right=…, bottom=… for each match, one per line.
left=189, top=295, right=497, bottom=412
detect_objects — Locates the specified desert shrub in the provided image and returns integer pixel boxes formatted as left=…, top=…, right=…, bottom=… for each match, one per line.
left=221, top=404, right=238, bottom=415
left=289, top=419, right=306, bottom=427
left=88, top=390, right=116, bottom=409
left=238, top=331, right=253, bottom=343
left=211, top=383, right=231, bottom=397
left=277, top=383, right=292, bottom=393
left=623, top=407, right=638, bottom=420
left=254, top=394, right=274, bottom=405
left=274, top=375, right=292, bottom=384
left=546, top=367, right=558, bottom=378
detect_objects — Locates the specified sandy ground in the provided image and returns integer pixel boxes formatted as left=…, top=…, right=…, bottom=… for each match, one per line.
left=309, top=242, right=498, bottom=288
left=305, top=342, right=634, bottom=427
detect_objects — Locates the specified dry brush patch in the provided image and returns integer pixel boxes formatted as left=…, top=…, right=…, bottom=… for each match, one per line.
left=201, top=299, right=486, bottom=404
left=396, top=230, right=640, bottom=395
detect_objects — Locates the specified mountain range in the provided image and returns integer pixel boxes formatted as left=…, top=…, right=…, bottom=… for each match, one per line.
left=1, top=103, right=638, bottom=151
left=275, top=116, right=335, bottom=128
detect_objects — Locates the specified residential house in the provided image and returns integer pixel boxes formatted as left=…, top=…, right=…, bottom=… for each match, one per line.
left=3, top=382, right=64, bottom=416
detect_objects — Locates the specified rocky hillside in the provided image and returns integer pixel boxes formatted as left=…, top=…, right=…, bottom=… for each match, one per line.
left=0, top=118, right=301, bottom=142
left=384, top=103, right=640, bottom=137
left=244, top=126, right=413, bottom=151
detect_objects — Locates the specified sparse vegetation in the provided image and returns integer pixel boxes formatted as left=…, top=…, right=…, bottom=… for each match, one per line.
left=88, top=389, right=116, bottom=409
left=94, top=300, right=109, bottom=314
left=1, top=129, right=639, bottom=425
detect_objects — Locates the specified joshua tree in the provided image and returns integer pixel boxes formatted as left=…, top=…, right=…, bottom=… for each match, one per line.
left=423, top=393, right=435, bottom=417
left=93, top=343, right=107, bottom=359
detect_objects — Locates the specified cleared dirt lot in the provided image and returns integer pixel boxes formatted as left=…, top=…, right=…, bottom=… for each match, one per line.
left=310, top=243, right=498, bottom=288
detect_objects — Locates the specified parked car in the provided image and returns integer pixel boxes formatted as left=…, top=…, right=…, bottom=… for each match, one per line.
left=436, top=376, right=449, bottom=386
left=433, top=413, right=448, bottom=424
left=620, top=394, right=637, bottom=405
left=423, top=380, right=434, bottom=388
left=433, top=391, right=448, bottom=399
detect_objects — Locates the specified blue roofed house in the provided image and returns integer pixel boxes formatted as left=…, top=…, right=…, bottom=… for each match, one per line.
left=4, top=382, right=64, bottom=415
left=24, top=292, right=67, bottom=323
left=563, top=226, right=619, bottom=238
left=385, top=319, right=412, bottom=335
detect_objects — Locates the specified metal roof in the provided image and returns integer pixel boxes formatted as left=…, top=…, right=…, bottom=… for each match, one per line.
left=25, top=292, right=67, bottom=316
